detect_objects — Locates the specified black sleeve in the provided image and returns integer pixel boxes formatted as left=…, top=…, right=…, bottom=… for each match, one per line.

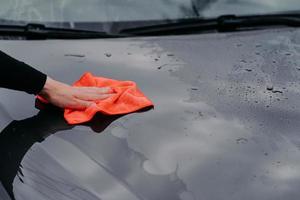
left=0, top=50, right=47, bottom=95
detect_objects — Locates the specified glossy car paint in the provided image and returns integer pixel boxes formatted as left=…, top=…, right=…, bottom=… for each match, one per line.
left=1, top=27, right=300, bottom=200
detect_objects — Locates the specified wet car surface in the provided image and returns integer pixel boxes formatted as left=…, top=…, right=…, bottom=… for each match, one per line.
left=1, top=27, right=300, bottom=199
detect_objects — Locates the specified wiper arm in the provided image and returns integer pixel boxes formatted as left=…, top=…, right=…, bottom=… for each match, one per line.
left=0, top=23, right=124, bottom=39
left=217, top=13, right=300, bottom=31
left=120, top=13, right=300, bottom=36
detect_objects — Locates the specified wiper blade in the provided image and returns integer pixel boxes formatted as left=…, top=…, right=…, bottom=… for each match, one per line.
left=120, top=13, right=300, bottom=36
left=217, top=13, right=300, bottom=31
left=0, top=23, right=123, bottom=39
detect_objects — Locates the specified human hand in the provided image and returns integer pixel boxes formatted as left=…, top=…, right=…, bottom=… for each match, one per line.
left=39, top=77, right=114, bottom=109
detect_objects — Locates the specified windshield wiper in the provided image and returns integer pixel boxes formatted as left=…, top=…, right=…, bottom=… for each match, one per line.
left=0, top=23, right=124, bottom=39
left=120, top=13, right=300, bottom=36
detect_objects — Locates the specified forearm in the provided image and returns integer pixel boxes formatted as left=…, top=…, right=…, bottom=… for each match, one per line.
left=0, top=50, right=47, bottom=94
left=0, top=50, right=112, bottom=110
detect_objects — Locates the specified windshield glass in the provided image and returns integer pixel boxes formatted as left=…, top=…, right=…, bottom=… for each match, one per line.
left=1, top=0, right=300, bottom=30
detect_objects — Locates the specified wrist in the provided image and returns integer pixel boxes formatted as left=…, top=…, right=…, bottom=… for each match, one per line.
left=39, top=77, right=56, bottom=98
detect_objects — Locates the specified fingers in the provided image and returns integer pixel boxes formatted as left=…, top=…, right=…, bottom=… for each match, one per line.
left=75, top=86, right=114, bottom=94
left=67, top=99, right=95, bottom=110
left=96, top=87, right=114, bottom=94
left=73, top=86, right=114, bottom=101
left=74, top=92, right=113, bottom=101
left=41, top=78, right=115, bottom=110
left=69, top=86, right=114, bottom=109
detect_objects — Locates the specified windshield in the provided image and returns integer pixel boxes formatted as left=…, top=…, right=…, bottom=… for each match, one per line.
left=1, top=0, right=300, bottom=31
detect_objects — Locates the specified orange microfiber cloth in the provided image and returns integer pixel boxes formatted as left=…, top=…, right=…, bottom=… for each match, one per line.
left=38, top=72, right=154, bottom=124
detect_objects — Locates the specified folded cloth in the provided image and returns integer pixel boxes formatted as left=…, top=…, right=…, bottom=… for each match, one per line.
left=38, top=72, right=154, bottom=124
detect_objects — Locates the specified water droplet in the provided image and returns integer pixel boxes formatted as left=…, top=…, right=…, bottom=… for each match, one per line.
left=266, top=85, right=273, bottom=91
left=105, top=53, right=112, bottom=57
left=236, top=138, right=248, bottom=144
left=272, top=90, right=283, bottom=94
left=64, top=54, right=85, bottom=57
left=198, top=111, right=203, bottom=117
left=157, top=64, right=167, bottom=70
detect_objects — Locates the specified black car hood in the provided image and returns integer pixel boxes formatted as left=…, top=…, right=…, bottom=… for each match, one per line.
left=1, top=28, right=300, bottom=200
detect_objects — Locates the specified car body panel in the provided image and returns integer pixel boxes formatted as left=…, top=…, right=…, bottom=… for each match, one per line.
left=1, top=27, right=300, bottom=200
